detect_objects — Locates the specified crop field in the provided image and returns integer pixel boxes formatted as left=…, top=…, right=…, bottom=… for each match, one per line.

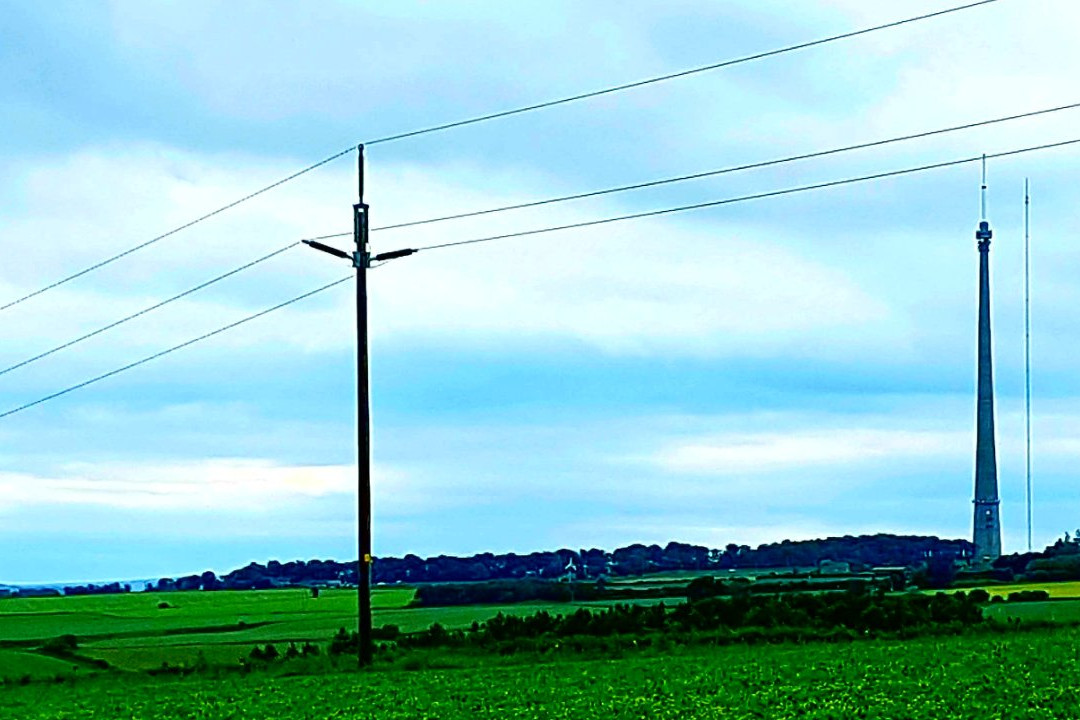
left=0, top=588, right=664, bottom=677
left=978, top=580, right=1080, bottom=599
left=6, top=581, right=1080, bottom=679
left=5, top=624, right=1080, bottom=719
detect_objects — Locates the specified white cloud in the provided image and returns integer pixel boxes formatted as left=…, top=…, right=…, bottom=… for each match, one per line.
left=651, top=428, right=965, bottom=475
left=5, top=1, right=1080, bottom=578
left=1, top=146, right=901, bottom=369
left=0, top=459, right=352, bottom=513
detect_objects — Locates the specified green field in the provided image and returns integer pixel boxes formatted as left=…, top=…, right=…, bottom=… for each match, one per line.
left=6, top=581, right=1080, bottom=679
left=5, top=624, right=1080, bottom=719
left=0, top=588, right=668, bottom=677
left=7, top=583, right=1080, bottom=717
left=978, top=580, right=1080, bottom=598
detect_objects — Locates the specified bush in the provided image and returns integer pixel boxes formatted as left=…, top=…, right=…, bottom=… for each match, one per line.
left=329, top=628, right=357, bottom=656
left=373, top=624, right=401, bottom=640
left=248, top=644, right=279, bottom=662
left=1006, top=590, right=1051, bottom=603
left=40, top=635, right=79, bottom=657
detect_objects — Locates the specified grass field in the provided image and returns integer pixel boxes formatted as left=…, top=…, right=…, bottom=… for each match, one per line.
left=5, top=624, right=1080, bottom=719
left=5, top=580, right=1080, bottom=680
left=0, top=588, right=672, bottom=677
left=976, top=580, right=1080, bottom=598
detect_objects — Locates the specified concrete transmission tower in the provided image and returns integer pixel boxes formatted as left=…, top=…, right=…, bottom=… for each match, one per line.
left=972, top=158, right=1002, bottom=564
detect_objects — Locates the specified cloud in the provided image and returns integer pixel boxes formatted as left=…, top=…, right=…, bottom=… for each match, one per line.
left=0, top=146, right=902, bottom=371
left=650, top=428, right=965, bottom=475
left=0, top=459, right=352, bottom=513
left=5, top=1, right=1080, bottom=582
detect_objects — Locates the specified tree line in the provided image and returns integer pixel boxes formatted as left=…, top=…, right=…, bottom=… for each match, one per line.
left=138, top=534, right=973, bottom=593
left=327, top=587, right=990, bottom=658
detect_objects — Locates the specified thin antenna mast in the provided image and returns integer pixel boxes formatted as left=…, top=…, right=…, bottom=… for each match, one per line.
left=980, top=154, right=988, bottom=219
left=1025, top=179, right=1033, bottom=551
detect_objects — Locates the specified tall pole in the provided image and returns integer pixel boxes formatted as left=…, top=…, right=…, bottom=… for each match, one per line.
left=972, top=224, right=1001, bottom=562
left=355, top=144, right=373, bottom=666
left=1024, top=179, right=1032, bottom=552
left=972, top=159, right=1001, bottom=564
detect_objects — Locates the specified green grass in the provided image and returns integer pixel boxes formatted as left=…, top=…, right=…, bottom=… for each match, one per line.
left=987, top=599, right=1080, bottom=624
left=976, top=580, right=1080, bottom=598
left=7, top=583, right=1080, bottom=682
left=7, top=625, right=1080, bottom=718
left=0, top=588, right=414, bottom=676
left=0, top=650, right=86, bottom=680
left=1, top=588, right=649, bottom=676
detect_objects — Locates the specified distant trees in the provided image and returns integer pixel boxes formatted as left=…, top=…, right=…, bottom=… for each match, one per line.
left=993, top=537, right=1080, bottom=582
left=1023, top=555, right=1080, bottom=582
left=414, top=579, right=603, bottom=607
left=62, top=582, right=128, bottom=596
left=374, top=535, right=971, bottom=585
left=42, top=534, right=983, bottom=599
left=723, top=535, right=972, bottom=570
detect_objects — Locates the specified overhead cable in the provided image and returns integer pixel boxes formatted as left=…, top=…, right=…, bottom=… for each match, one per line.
left=367, top=101, right=1080, bottom=233
left=415, top=137, right=1080, bottom=253
left=0, top=151, right=352, bottom=314
left=0, top=275, right=352, bottom=420
left=0, top=242, right=301, bottom=378
left=363, top=0, right=1001, bottom=146
left=11, top=101, right=1064, bottom=373
left=0, top=0, right=999, bottom=314
left=5, top=135, right=1073, bottom=420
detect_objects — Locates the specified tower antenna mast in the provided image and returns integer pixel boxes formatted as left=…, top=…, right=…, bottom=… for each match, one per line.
left=981, top=154, right=988, bottom=220
left=1025, top=179, right=1033, bottom=551
left=972, top=155, right=1002, bottom=565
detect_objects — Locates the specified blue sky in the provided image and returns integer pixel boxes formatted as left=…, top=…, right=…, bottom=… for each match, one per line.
left=2, top=0, right=1080, bottom=583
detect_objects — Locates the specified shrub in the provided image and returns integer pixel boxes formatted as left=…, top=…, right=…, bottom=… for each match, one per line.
left=248, top=644, right=279, bottom=662
left=329, top=628, right=357, bottom=656
left=40, top=635, right=79, bottom=657
left=1006, top=590, right=1051, bottom=603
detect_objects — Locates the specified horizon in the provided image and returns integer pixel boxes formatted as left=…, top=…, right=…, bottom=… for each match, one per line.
left=3, top=530, right=983, bottom=587
left=4, top=1, right=1080, bottom=584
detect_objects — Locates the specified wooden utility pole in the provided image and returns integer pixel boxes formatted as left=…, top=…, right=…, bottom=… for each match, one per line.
left=355, top=144, right=373, bottom=666
left=303, top=145, right=414, bottom=666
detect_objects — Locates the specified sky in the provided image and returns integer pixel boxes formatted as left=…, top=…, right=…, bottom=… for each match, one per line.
left=2, top=0, right=1079, bottom=583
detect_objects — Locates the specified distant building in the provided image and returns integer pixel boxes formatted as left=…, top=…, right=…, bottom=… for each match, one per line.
left=298, top=579, right=343, bottom=589
left=817, top=559, right=851, bottom=575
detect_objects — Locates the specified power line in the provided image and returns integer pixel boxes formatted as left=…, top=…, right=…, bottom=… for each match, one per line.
left=7, top=106, right=1071, bottom=382
left=0, top=275, right=352, bottom=421
left=369, top=101, right=1080, bottom=233
left=0, top=0, right=999, bottom=315
left=6, top=134, right=1074, bottom=420
left=362, top=0, right=1001, bottom=146
left=415, top=138, right=1080, bottom=253
left=0, top=242, right=301, bottom=378
left=0, top=151, right=353, bottom=314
